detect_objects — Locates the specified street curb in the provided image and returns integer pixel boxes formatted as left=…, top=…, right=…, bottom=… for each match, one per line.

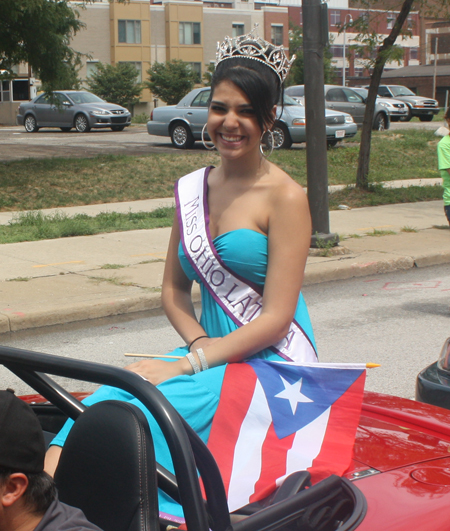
left=0, top=285, right=202, bottom=334
left=303, top=256, right=415, bottom=285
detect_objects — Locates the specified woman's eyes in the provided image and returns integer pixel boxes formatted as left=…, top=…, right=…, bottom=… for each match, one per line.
left=210, top=106, right=255, bottom=115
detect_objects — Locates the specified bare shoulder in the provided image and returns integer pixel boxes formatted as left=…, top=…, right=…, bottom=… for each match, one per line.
left=266, top=164, right=308, bottom=210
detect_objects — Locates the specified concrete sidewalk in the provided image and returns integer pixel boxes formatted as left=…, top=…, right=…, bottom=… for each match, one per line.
left=0, top=184, right=448, bottom=334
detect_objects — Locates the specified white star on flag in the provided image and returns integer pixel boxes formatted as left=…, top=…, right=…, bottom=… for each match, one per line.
left=275, top=376, right=313, bottom=414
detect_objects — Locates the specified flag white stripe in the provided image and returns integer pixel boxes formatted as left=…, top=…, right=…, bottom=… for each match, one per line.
left=227, top=380, right=272, bottom=512
left=276, top=407, right=330, bottom=487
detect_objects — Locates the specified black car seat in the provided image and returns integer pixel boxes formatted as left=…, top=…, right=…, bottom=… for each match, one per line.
left=54, top=400, right=159, bottom=531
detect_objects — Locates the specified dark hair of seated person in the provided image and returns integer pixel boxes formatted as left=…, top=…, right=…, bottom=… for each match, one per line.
left=0, top=466, right=57, bottom=516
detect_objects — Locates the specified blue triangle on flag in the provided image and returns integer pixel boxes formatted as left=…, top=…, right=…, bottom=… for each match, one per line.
left=249, top=360, right=363, bottom=439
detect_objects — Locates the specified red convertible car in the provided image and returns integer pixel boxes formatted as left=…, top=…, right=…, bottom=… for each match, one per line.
left=2, top=344, right=450, bottom=531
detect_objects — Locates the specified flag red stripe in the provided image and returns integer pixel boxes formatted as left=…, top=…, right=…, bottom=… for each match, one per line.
left=249, top=424, right=295, bottom=503
left=206, top=363, right=258, bottom=496
left=308, top=372, right=366, bottom=484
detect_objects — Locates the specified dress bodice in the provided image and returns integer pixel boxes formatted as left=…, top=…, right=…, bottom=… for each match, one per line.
left=178, top=228, right=268, bottom=287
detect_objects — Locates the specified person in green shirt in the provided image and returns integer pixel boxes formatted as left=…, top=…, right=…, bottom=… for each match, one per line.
left=437, top=107, right=450, bottom=225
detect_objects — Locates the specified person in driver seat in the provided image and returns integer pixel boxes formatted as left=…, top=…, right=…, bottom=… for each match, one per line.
left=0, top=390, right=103, bottom=531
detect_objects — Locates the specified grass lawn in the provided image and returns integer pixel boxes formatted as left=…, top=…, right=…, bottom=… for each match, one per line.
left=0, top=129, right=443, bottom=213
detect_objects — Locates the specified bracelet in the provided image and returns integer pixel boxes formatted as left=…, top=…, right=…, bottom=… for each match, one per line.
left=186, top=352, right=201, bottom=374
left=196, top=348, right=209, bottom=372
left=188, top=335, right=209, bottom=350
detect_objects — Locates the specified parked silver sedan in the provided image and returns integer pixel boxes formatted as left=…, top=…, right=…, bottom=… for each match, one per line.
left=17, top=91, right=132, bottom=133
left=285, top=85, right=391, bottom=131
left=147, top=87, right=357, bottom=149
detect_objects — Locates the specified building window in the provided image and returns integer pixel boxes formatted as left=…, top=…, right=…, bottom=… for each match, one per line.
left=118, top=20, right=141, bottom=44
left=329, top=10, right=341, bottom=26
left=119, top=61, right=142, bottom=83
left=179, top=22, right=201, bottom=45
left=232, top=23, right=244, bottom=38
left=330, top=45, right=343, bottom=58
left=387, top=13, right=395, bottom=30
left=12, top=80, right=28, bottom=101
left=188, top=62, right=202, bottom=83
left=410, top=47, right=418, bottom=60
left=407, top=15, right=414, bottom=29
left=271, top=25, right=283, bottom=46
left=360, top=11, right=369, bottom=24
left=86, top=61, right=99, bottom=78
left=0, top=80, right=10, bottom=102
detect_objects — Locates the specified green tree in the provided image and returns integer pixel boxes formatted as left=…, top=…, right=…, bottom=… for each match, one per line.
left=202, top=62, right=216, bottom=86
left=347, top=0, right=450, bottom=189
left=146, top=60, right=197, bottom=105
left=87, top=62, right=143, bottom=107
left=286, top=23, right=336, bottom=86
left=41, top=56, right=83, bottom=92
left=0, top=0, right=83, bottom=90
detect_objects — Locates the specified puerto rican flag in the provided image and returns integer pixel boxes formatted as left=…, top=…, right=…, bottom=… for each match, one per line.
left=206, top=359, right=366, bottom=512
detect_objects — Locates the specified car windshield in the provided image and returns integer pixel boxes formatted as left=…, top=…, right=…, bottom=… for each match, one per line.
left=390, top=86, right=415, bottom=97
left=282, top=94, right=301, bottom=106
left=353, top=88, right=368, bottom=98
left=67, top=92, right=105, bottom=104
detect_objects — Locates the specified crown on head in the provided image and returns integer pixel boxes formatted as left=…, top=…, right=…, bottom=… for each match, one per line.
left=215, top=24, right=295, bottom=84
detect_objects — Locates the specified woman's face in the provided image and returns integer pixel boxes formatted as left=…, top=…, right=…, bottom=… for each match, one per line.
left=206, top=80, right=262, bottom=161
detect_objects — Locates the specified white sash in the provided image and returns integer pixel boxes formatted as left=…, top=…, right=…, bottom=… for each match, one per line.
left=175, top=167, right=317, bottom=363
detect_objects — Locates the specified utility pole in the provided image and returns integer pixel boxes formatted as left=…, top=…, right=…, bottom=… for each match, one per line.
left=303, top=0, right=339, bottom=247
left=433, top=36, right=438, bottom=100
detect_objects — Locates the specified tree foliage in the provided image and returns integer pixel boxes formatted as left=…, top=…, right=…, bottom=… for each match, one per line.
left=286, top=23, right=337, bottom=86
left=0, top=0, right=83, bottom=90
left=347, top=0, right=450, bottom=189
left=146, top=60, right=197, bottom=105
left=87, top=62, right=143, bottom=107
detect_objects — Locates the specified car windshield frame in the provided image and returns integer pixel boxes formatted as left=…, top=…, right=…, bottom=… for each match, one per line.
left=390, top=86, right=415, bottom=97
left=66, top=92, right=106, bottom=105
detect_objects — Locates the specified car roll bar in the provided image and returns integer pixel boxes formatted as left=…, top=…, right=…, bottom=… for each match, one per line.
left=0, top=345, right=226, bottom=531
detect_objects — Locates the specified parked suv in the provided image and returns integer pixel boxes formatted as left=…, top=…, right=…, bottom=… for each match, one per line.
left=369, top=85, right=439, bottom=122
left=285, top=85, right=390, bottom=130
left=351, top=87, right=408, bottom=122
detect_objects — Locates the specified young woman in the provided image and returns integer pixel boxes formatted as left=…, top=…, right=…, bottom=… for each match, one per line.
left=45, top=28, right=317, bottom=518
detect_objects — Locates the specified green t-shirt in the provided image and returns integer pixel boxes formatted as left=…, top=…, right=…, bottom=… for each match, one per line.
left=437, top=134, right=450, bottom=205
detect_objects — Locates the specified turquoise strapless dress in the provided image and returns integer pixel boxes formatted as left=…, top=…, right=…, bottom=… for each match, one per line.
left=51, top=229, right=316, bottom=518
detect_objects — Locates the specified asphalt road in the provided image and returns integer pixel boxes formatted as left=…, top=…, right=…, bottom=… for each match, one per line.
left=1, top=263, right=449, bottom=401
left=0, top=119, right=445, bottom=162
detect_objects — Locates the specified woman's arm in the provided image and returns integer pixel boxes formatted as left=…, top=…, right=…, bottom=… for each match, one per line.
left=127, top=178, right=311, bottom=384
left=161, top=216, right=207, bottom=345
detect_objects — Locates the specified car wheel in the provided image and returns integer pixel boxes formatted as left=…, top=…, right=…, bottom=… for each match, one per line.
left=327, top=139, right=339, bottom=148
left=373, top=113, right=388, bottom=131
left=419, top=115, right=434, bottom=122
left=75, top=114, right=91, bottom=133
left=60, top=127, right=72, bottom=132
left=111, top=125, right=126, bottom=131
left=24, top=114, right=39, bottom=133
left=272, top=122, right=292, bottom=149
left=170, top=122, right=194, bottom=149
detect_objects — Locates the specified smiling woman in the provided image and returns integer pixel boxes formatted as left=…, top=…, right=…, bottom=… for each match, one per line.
left=45, top=27, right=318, bottom=520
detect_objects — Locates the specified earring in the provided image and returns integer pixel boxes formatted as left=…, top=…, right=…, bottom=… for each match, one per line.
left=260, top=130, right=274, bottom=158
left=202, top=124, right=215, bottom=150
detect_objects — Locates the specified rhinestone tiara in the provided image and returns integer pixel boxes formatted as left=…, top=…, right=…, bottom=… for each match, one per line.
left=215, top=24, right=295, bottom=84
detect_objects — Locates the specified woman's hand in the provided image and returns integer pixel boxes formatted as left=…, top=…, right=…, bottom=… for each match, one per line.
left=125, top=359, right=188, bottom=386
